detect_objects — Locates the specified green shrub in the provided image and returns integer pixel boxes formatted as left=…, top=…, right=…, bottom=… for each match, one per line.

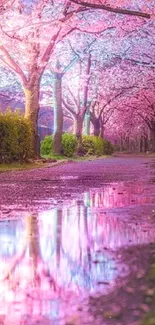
left=40, top=135, right=53, bottom=155
left=82, top=135, right=96, bottom=155
left=41, top=133, right=77, bottom=157
left=40, top=134, right=114, bottom=158
left=82, top=135, right=104, bottom=156
left=0, top=109, right=33, bottom=163
left=14, top=111, right=33, bottom=161
left=103, top=140, right=114, bottom=155
left=62, top=133, right=78, bottom=157
left=93, top=136, right=105, bottom=155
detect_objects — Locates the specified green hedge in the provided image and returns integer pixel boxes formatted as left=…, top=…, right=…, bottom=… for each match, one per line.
left=62, top=133, right=78, bottom=157
left=41, top=133, right=114, bottom=157
left=82, top=135, right=97, bottom=155
left=40, top=135, right=53, bottom=155
left=0, top=109, right=33, bottom=163
left=41, top=133, right=78, bottom=157
left=82, top=135, right=114, bottom=156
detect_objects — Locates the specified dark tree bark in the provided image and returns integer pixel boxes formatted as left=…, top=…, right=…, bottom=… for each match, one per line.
left=144, top=136, right=148, bottom=152
left=149, top=120, right=155, bottom=152
left=100, top=123, right=105, bottom=138
left=90, top=109, right=101, bottom=136
left=70, top=0, right=150, bottom=18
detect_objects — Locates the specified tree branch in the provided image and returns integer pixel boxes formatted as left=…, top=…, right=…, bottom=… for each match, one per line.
left=62, top=98, right=76, bottom=117
left=82, top=53, right=91, bottom=115
left=63, top=39, right=96, bottom=74
left=98, top=91, right=123, bottom=119
left=70, top=0, right=150, bottom=18
left=0, top=46, right=27, bottom=84
left=39, top=28, right=61, bottom=72
left=67, top=86, right=79, bottom=109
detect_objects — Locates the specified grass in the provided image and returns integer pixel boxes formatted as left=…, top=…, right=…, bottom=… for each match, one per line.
left=0, top=162, right=44, bottom=172
left=0, top=154, right=110, bottom=172
left=42, top=153, right=110, bottom=161
left=42, top=154, right=69, bottom=160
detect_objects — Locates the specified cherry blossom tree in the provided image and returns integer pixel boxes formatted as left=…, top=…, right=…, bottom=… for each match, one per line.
left=0, top=0, right=152, bottom=155
left=125, top=88, right=155, bottom=151
left=0, top=1, right=84, bottom=154
left=104, top=75, right=155, bottom=151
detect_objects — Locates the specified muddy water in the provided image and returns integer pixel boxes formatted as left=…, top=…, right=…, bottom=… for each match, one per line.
left=0, top=179, right=155, bottom=324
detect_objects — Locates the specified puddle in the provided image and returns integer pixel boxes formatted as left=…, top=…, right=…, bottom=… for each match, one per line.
left=59, top=176, right=79, bottom=180
left=0, top=180, right=155, bottom=323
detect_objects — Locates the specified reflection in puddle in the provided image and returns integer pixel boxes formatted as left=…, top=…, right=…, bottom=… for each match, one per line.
left=0, top=181, right=155, bottom=323
left=89, top=181, right=154, bottom=208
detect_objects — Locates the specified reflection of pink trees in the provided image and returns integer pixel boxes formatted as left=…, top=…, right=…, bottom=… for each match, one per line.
left=0, top=215, right=57, bottom=295
left=0, top=207, right=116, bottom=322
left=89, top=181, right=148, bottom=209
left=0, top=184, right=155, bottom=320
left=0, top=214, right=62, bottom=323
left=25, top=215, right=57, bottom=290
left=87, top=182, right=155, bottom=248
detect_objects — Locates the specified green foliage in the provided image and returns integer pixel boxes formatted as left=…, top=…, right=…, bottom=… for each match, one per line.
left=62, top=133, right=78, bottom=157
left=41, top=133, right=78, bottom=157
left=41, top=134, right=114, bottom=158
left=0, top=109, right=33, bottom=163
left=40, top=135, right=53, bottom=155
left=82, top=135, right=98, bottom=155
left=93, top=136, right=105, bottom=155
left=148, top=263, right=155, bottom=280
left=103, top=139, right=114, bottom=155
left=141, top=312, right=155, bottom=325
left=82, top=135, right=109, bottom=156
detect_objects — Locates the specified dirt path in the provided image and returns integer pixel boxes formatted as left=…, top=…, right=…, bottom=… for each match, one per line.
left=0, top=156, right=154, bottom=213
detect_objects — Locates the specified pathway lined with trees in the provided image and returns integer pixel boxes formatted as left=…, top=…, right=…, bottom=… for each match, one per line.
left=0, top=0, right=154, bottom=159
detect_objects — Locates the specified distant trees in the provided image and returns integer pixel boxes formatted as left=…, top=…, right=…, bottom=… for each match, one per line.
left=63, top=53, right=92, bottom=142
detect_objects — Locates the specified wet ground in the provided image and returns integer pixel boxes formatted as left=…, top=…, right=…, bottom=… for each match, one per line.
left=0, top=156, right=155, bottom=324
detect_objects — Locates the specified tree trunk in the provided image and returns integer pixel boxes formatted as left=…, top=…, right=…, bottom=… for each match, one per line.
left=84, top=110, right=90, bottom=135
left=91, top=118, right=100, bottom=136
left=120, top=136, right=124, bottom=151
left=24, top=83, right=40, bottom=157
left=150, top=130, right=155, bottom=152
left=126, top=136, right=130, bottom=151
left=100, top=124, right=105, bottom=138
left=150, top=121, right=155, bottom=152
left=74, top=114, right=84, bottom=141
left=53, top=71, right=63, bottom=155
left=144, top=136, right=148, bottom=152
left=139, top=137, right=143, bottom=152
left=82, top=54, right=91, bottom=136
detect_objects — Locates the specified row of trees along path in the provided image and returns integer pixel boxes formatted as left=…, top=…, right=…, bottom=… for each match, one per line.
left=0, top=0, right=153, bottom=155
